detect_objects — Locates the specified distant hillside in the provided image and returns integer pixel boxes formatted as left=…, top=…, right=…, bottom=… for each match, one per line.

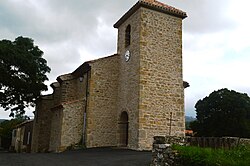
left=185, top=116, right=196, bottom=130
left=185, top=116, right=196, bottom=122
left=0, top=119, right=7, bottom=123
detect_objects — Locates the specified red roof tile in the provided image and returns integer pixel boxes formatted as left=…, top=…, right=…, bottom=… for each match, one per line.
left=114, top=0, right=187, bottom=28
left=141, top=0, right=186, bottom=17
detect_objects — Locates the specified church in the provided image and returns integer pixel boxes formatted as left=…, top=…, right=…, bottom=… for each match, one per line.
left=31, top=0, right=188, bottom=152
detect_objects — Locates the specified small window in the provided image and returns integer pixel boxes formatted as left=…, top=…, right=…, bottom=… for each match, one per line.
left=125, top=25, right=131, bottom=47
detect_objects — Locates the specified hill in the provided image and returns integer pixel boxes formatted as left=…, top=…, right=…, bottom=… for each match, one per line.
left=185, top=116, right=196, bottom=130
left=0, top=119, right=7, bottom=123
left=185, top=116, right=196, bottom=122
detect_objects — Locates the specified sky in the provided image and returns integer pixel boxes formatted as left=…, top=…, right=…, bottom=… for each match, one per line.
left=1, top=0, right=250, bottom=119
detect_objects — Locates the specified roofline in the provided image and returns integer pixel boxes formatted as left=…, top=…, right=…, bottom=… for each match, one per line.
left=87, top=54, right=118, bottom=64
left=15, top=120, right=33, bottom=128
left=50, top=82, right=60, bottom=89
left=114, top=1, right=187, bottom=28
left=71, top=62, right=91, bottom=78
left=72, top=54, right=118, bottom=77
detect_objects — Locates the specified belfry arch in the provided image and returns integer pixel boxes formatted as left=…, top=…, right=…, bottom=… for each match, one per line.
left=125, top=25, right=131, bottom=47
left=119, top=111, right=129, bottom=147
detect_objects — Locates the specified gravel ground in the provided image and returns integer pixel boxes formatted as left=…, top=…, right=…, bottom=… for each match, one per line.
left=0, top=148, right=151, bottom=166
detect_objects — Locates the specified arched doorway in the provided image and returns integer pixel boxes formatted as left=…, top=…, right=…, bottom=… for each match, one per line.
left=119, top=111, right=128, bottom=146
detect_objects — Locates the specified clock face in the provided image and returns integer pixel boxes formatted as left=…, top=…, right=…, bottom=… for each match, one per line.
left=124, top=50, right=130, bottom=62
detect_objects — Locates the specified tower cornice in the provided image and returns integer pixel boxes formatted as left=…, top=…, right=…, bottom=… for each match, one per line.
left=114, top=0, right=187, bottom=28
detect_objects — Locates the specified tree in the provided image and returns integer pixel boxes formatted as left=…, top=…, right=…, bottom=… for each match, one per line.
left=191, top=88, right=250, bottom=138
left=0, top=36, right=50, bottom=117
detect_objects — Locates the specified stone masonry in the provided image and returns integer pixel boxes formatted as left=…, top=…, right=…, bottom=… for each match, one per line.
left=32, top=0, right=187, bottom=152
left=32, top=71, right=88, bottom=152
left=139, top=7, right=185, bottom=149
left=114, top=0, right=187, bottom=150
left=31, top=95, right=53, bottom=152
left=86, top=55, right=119, bottom=148
left=116, top=8, right=141, bottom=150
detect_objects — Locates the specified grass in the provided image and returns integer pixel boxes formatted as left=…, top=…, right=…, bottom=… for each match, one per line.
left=172, top=145, right=250, bottom=166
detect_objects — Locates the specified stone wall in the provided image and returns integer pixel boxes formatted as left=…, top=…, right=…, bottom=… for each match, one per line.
left=60, top=100, right=85, bottom=150
left=116, top=8, right=141, bottom=150
left=31, top=95, right=53, bottom=152
left=151, top=136, right=250, bottom=166
left=49, top=107, right=63, bottom=152
left=187, top=137, right=250, bottom=149
left=115, top=5, right=185, bottom=150
left=151, top=136, right=185, bottom=166
left=12, top=120, right=33, bottom=153
left=58, top=74, right=86, bottom=102
left=32, top=82, right=63, bottom=153
left=86, top=55, right=119, bottom=148
left=51, top=82, right=61, bottom=106
left=138, top=7, right=185, bottom=150
left=49, top=74, right=87, bottom=152
left=49, top=100, right=85, bottom=152
left=33, top=68, right=88, bottom=152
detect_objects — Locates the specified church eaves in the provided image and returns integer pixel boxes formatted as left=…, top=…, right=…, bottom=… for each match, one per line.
left=114, top=0, right=187, bottom=28
left=72, top=54, right=118, bottom=77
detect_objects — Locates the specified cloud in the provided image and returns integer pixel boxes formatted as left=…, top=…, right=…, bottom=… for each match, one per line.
left=176, top=0, right=250, bottom=116
left=164, top=0, right=235, bottom=34
left=1, top=0, right=250, bottom=118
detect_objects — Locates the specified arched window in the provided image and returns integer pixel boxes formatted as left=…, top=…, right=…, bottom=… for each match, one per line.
left=125, top=25, right=131, bottom=47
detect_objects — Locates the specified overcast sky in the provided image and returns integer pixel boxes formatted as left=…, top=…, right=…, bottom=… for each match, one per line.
left=1, top=0, right=250, bottom=119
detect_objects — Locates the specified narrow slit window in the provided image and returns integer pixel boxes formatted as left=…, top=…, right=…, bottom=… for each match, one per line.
left=125, top=25, right=131, bottom=47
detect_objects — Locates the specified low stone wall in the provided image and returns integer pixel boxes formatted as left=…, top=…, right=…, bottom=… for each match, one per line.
left=151, top=136, right=250, bottom=166
left=151, top=136, right=185, bottom=166
left=239, top=138, right=250, bottom=146
left=186, top=137, right=250, bottom=149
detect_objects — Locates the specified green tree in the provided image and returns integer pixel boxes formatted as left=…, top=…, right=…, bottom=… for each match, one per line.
left=0, top=36, right=50, bottom=117
left=191, top=88, right=250, bottom=138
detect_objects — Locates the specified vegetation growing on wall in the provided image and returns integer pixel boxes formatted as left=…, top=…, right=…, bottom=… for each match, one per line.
left=173, top=145, right=250, bottom=166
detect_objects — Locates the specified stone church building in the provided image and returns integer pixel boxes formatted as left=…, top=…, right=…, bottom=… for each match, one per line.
left=31, top=0, right=188, bottom=152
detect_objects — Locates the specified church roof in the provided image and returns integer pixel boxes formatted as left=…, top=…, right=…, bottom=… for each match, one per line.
left=72, top=54, right=118, bottom=77
left=142, top=0, right=187, bottom=16
left=114, top=0, right=187, bottom=28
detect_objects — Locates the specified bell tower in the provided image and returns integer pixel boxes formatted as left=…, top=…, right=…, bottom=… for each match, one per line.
left=114, top=0, right=187, bottom=150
